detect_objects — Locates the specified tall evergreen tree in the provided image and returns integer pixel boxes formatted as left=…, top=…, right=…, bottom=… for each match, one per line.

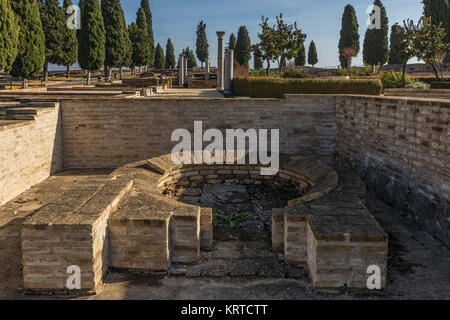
left=295, top=44, right=306, bottom=66
left=0, top=0, right=19, bottom=72
left=338, top=4, right=360, bottom=68
left=252, top=45, right=263, bottom=70
left=154, top=43, right=165, bottom=69
left=180, top=47, right=197, bottom=68
left=78, top=0, right=106, bottom=85
left=133, top=8, right=150, bottom=70
left=165, top=38, right=175, bottom=69
left=363, top=0, right=389, bottom=71
left=10, top=0, right=46, bottom=86
left=228, top=33, right=237, bottom=50
left=101, top=0, right=126, bottom=80
left=235, top=26, right=252, bottom=67
left=120, top=7, right=132, bottom=72
left=60, top=0, right=78, bottom=78
left=128, top=23, right=139, bottom=74
left=140, top=0, right=154, bottom=68
left=423, top=0, right=450, bottom=62
left=196, top=21, right=209, bottom=68
left=308, top=40, right=318, bottom=67
left=39, top=0, right=65, bottom=83
left=388, top=23, right=402, bottom=65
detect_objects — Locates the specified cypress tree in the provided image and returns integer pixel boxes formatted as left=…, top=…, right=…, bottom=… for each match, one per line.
left=61, top=0, right=78, bottom=78
left=101, top=0, right=126, bottom=80
left=338, top=4, right=360, bottom=68
left=140, top=0, right=154, bottom=68
left=10, top=0, right=45, bottom=86
left=295, top=44, right=306, bottom=66
left=423, top=0, right=450, bottom=62
left=154, top=43, right=165, bottom=69
left=363, top=0, right=389, bottom=70
left=196, top=21, right=209, bottom=68
left=133, top=8, right=150, bottom=70
left=308, top=41, right=318, bottom=67
left=388, top=23, right=402, bottom=65
left=165, top=38, right=175, bottom=69
left=128, top=23, right=139, bottom=74
left=235, top=26, right=252, bottom=67
left=78, top=0, right=106, bottom=85
left=228, top=33, right=237, bottom=50
left=120, top=8, right=132, bottom=72
left=252, top=45, right=263, bottom=70
left=0, top=0, right=19, bottom=72
left=39, top=0, right=65, bottom=83
left=182, top=47, right=197, bottom=68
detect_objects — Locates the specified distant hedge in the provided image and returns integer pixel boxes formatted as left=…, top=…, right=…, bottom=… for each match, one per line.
left=232, top=77, right=382, bottom=98
left=414, top=77, right=450, bottom=85
left=430, top=82, right=450, bottom=89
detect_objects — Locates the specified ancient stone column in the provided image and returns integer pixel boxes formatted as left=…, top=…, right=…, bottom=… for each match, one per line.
left=216, top=31, right=225, bottom=91
left=184, top=58, right=189, bottom=85
left=206, top=55, right=211, bottom=80
left=178, top=54, right=185, bottom=88
left=224, top=49, right=234, bottom=94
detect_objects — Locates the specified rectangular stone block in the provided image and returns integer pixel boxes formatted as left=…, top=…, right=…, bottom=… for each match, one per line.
left=170, top=206, right=200, bottom=263
left=200, top=208, right=213, bottom=249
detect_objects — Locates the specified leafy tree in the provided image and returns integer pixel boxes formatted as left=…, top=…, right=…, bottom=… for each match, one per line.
left=274, top=14, right=306, bottom=72
left=132, top=7, right=151, bottom=70
left=10, top=0, right=46, bottom=86
left=308, top=40, right=318, bottom=67
left=0, top=0, right=19, bottom=72
left=228, top=33, right=237, bottom=50
left=60, top=0, right=78, bottom=78
left=154, top=43, right=165, bottom=69
left=196, top=21, right=209, bottom=68
left=257, top=17, right=279, bottom=75
left=235, top=26, right=252, bottom=67
left=101, top=0, right=127, bottom=80
left=252, top=45, right=263, bottom=70
left=388, top=23, right=402, bottom=64
left=295, top=44, right=306, bottom=66
left=363, top=0, right=389, bottom=71
left=338, top=5, right=360, bottom=68
left=413, top=16, right=450, bottom=80
left=423, top=0, right=450, bottom=62
left=165, top=38, right=175, bottom=69
left=140, top=0, right=154, bottom=68
left=39, top=0, right=65, bottom=82
left=78, top=0, right=106, bottom=84
left=394, top=20, right=417, bottom=88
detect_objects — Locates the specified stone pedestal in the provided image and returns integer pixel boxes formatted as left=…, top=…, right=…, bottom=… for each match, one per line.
left=216, top=31, right=225, bottom=91
left=224, top=49, right=234, bottom=94
left=206, top=55, right=211, bottom=81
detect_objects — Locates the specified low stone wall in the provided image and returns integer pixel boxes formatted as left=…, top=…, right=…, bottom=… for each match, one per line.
left=0, top=103, right=62, bottom=206
left=61, top=95, right=336, bottom=168
left=385, top=89, right=450, bottom=99
left=335, top=95, right=449, bottom=246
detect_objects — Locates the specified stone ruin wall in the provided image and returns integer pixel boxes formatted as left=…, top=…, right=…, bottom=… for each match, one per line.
left=0, top=95, right=448, bottom=245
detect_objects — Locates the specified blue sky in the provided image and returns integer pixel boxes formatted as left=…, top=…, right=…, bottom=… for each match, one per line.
left=68, top=0, right=424, bottom=67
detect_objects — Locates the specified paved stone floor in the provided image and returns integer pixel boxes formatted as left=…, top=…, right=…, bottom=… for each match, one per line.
left=1, top=170, right=449, bottom=300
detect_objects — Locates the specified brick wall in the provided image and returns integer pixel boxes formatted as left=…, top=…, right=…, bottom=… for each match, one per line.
left=0, top=104, right=62, bottom=206
left=335, top=96, right=449, bottom=246
left=61, top=95, right=336, bottom=168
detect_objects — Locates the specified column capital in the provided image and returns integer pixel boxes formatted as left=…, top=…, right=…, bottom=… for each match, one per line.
left=216, top=31, right=226, bottom=39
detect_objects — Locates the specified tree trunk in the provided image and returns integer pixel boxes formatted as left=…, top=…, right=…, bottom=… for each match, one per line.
left=402, top=62, right=407, bottom=89
left=430, top=63, right=441, bottom=81
left=22, top=78, right=28, bottom=89
left=66, top=65, right=71, bottom=78
left=266, top=59, right=271, bottom=76
left=86, top=71, right=91, bottom=85
left=107, top=67, right=112, bottom=82
left=371, top=65, right=376, bottom=74
left=347, top=58, right=352, bottom=69
left=43, top=59, right=49, bottom=84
